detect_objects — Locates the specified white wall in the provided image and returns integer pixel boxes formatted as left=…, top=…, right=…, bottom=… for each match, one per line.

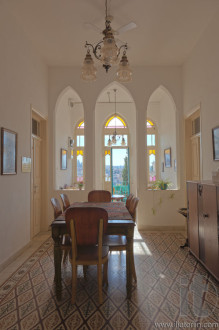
left=0, top=5, right=48, bottom=266
left=183, top=10, right=219, bottom=179
left=49, top=66, right=185, bottom=230
left=55, top=97, right=72, bottom=189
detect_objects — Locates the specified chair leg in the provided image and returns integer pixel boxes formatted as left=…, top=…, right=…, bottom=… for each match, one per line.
left=131, top=253, right=137, bottom=282
left=103, top=260, right=108, bottom=286
left=97, top=264, right=102, bottom=304
left=62, top=248, right=69, bottom=264
left=71, top=263, right=77, bottom=304
left=83, top=265, right=88, bottom=279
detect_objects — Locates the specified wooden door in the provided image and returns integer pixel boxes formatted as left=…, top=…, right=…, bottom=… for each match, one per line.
left=32, top=137, right=41, bottom=236
left=199, top=184, right=219, bottom=278
left=191, top=136, right=200, bottom=181
left=187, top=182, right=199, bottom=259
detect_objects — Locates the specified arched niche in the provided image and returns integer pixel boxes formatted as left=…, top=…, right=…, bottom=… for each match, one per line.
left=147, top=85, right=178, bottom=189
left=55, top=86, right=84, bottom=190
left=94, top=81, right=137, bottom=195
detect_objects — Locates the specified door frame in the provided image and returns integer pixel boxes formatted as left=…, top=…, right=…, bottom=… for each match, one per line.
left=185, top=106, right=202, bottom=182
left=30, top=106, right=48, bottom=238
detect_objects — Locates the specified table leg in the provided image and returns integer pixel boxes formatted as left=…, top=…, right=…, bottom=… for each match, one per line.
left=126, top=226, right=134, bottom=299
left=52, top=228, right=62, bottom=300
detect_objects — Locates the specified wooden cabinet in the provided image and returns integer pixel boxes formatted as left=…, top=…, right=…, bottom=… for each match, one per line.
left=187, top=181, right=219, bottom=281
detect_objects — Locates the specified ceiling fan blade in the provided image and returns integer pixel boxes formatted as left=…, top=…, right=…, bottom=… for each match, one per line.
left=84, top=22, right=102, bottom=34
left=116, top=22, right=137, bottom=35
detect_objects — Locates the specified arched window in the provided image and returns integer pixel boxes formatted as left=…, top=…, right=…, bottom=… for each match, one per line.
left=74, top=120, right=85, bottom=183
left=146, top=119, right=158, bottom=184
left=103, top=114, right=129, bottom=189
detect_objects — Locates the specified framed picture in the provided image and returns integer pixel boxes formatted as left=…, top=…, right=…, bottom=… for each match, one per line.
left=164, top=148, right=171, bottom=168
left=212, top=126, right=219, bottom=160
left=61, top=148, right=67, bottom=170
left=1, top=128, right=17, bottom=175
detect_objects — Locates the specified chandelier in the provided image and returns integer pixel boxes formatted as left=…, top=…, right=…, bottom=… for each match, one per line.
left=81, top=0, right=132, bottom=82
left=107, top=89, right=126, bottom=146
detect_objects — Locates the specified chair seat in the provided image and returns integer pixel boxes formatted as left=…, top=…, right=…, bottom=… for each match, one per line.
left=103, top=235, right=127, bottom=248
left=70, top=245, right=109, bottom=263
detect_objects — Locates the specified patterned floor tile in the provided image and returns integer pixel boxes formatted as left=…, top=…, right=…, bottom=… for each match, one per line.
left=1, top=232, right=218, bottom=329
left=109, top=310, right=128, bottom=330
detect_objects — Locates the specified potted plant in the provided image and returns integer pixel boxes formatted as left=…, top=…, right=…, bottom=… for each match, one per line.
left=78, top=181, right=83, bottom=190
left=151, top=179, right=171, bottom=190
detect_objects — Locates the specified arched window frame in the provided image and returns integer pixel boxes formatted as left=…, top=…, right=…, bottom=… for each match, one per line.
left=73, top=119, right=85, bottom=184
left=103, top=114, right=129, bottom=184
left=146, top=118, right=159, bottom=185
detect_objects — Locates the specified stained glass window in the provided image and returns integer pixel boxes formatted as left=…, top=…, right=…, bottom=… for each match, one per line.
left=146, top=119, right=158, bottom=185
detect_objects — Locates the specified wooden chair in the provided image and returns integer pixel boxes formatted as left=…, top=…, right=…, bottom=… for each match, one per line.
left=50, top=197, right=62, bottom=218
left=88, top=190, right=111, bottom=203
left=126, top=193, right=134, bottom=210
left=60, top=193, right=70, bottom=211
left=103, top=196, right=140, bottom=282
left=65, top=207, right=109, bottom=304
left=129, top=197, right=140, bottom=222
left=51, top=197, right=70, bottom=262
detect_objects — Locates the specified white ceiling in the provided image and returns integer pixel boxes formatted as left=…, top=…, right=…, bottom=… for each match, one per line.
left=3, top=0, right=219, bottom=67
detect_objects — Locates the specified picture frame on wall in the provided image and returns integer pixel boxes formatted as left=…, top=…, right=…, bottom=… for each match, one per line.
left=61, top=148, right=67, bottom=170
left=164, top=147, right=171, bottom=167
left=212, top=126, right=219, bottom=160
left=1, top=128, right=17, bottom=175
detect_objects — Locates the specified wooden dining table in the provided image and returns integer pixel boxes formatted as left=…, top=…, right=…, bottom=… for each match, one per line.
left=51, top=202, right=135, bottom=300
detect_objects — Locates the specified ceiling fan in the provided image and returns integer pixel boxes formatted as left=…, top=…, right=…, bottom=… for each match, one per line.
left=84, top=16, right=137, bottom=36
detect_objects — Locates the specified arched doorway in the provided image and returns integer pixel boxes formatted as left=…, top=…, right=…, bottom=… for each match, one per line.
left=147, top=86, right=178, bottom=189
left=95, top=82, right=137, bottom=197
left=54, top=86, right=84, bottom=190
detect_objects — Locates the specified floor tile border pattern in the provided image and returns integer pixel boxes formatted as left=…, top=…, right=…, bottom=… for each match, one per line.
left=0, top=238, right=52, bottom=303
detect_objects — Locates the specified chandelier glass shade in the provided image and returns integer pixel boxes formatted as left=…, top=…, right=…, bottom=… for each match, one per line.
left=81, top=49, right=97, bottom=81
left=81, top=0, right=132, bottom=82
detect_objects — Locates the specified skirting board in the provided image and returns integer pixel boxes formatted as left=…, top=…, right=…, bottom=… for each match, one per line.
left=0, top=240, right=32, bottom=273
left=138, top=225, right=186, bottom=232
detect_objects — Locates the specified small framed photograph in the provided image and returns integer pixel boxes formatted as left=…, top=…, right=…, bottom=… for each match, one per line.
left=22, top=157, right=31, bottom=173
left=161, top=162, right=164, bottom=172
left=1, top=128, right=17, bottom=175
left=164, top=148, right=171, bottom=168
left=212, top=126, right=219, bottom=160
left=61, top=148, right=67, bottom=170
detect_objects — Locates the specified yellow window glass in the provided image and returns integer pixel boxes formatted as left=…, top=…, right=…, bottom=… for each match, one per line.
left=147, top=120, right=154, bottom=128
left=149, top=149, right=155, bottom=155
left=105, top=115, right=127, bottom=128
left=78, top=121, right=84, bottom=128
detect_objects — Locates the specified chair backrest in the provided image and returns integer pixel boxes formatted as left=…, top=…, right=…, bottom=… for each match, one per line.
left=88, top=190, right=111, bottom=203
left=51, top=197, right=62, bottom=218
left=129, top=197, right=140, bottom=222
left=126, top=193, right=134, bottom=210
left=65, top=207, right=108, bottom=246
left=60, top=193, right=70, bottom=211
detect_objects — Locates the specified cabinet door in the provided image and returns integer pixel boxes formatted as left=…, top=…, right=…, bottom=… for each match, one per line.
left=187, top=182, right=199, bottom=259
left=199, top=184, right=219, bottom=278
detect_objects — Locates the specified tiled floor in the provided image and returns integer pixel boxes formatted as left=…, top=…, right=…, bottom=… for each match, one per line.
left=0, top=230, right=218, bottom=329
left=0, top=232, right=51, bottom=286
